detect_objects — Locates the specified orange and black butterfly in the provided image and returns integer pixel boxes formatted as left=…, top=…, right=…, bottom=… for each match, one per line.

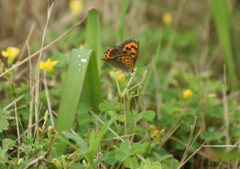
left=102, top=38, right=139, bottom=73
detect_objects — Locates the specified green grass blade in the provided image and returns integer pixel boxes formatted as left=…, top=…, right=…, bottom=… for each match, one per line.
left=83, top=51, right=103, bottom=113
left=85, top=8, right=102, bottom=70
left=56, top=49, right=93, bottom=152
left=117, top=0, right=130, bottom=43
left=85, top=8, right=103, bottom=113
left=209, top=0, right=237, bottom=89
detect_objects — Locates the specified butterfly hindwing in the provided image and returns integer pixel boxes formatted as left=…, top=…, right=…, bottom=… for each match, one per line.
left=116, top=55, right=134, bottom=72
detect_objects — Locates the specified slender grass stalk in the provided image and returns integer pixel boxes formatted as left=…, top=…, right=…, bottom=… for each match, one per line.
left=27, top=41, right=33, bottom=137
left=209, top=0, right=237, bottom=89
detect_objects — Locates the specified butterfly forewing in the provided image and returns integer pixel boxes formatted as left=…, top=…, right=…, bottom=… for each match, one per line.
left=104, top=47, right=118, bottom=58
left=121, top=39, right=139, bottom=63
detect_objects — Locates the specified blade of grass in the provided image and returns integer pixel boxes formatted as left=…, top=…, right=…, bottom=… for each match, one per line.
left=209, top=0, right=237, bottom=90
left=85, top=8, right=102, bottom=70
left=85, top=9, right=103, bottom=113
left=117, top=0, right=130, bottom=43
left=56, top=49, right=93, bottom=152
left=83, top=51, right=103, bottom=113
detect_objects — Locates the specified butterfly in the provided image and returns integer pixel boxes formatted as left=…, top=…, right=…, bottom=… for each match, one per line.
left=102, top=38, right=139, bottom=73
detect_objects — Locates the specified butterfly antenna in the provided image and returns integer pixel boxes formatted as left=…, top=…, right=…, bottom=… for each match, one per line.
left=134, top=71, right=144, bottom=79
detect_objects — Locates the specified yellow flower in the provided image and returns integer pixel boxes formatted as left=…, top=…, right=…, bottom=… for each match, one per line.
left=115, top=71, right=126, bottom=83
left=152, top=129, right=164, bottom=144
left=53, top=158, right=61, bottom=168
left=40, top=58, right=59, bottom=73
left=1, top=46, right=20, bottom=61
left=162, top=12, right=172, bottom=26
left=69, top=0, right=83, bottom=17
left=183, top=89, right=193, bottom=100
left=153, top=130, right=159, bottom=141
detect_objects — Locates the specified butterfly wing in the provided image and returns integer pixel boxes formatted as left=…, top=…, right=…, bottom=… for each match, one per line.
left=121, top=38, right=139, bottom=63
left=104, top=41, right=123, bottom=58
left=102, top=55, right=134, bottom=72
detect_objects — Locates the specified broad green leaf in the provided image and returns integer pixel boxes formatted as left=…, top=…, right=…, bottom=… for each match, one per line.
left=162, top=159, right=179, bottom=169
left=151, top=162, right=162, bottom=169
left=62, top=131, right=89, bottom=155
left=78, top=113, right=92, bottom=125
left=101, top=151, right=118, bottom=165
left=0, top=120, right=9, bottom=133
left=116, top=140, right=130, bottom=161
left=129, top=143, right=145, bottom=155
left=138, top=110, right=156, bottom=122
left=202, top=132, right=225, bottom=141
left=56, top=49, right=92, bottom=152
left=113, top=103, right=124, bottom=111
left=99, top=103, right=109, bottom=112
left=107, top=110, right=117, bottom=117
left=3, top=138, right=16, bottom=150
left=128, top=113, right=137, bottom=124
left=124, top=157, right=139, bottom=169
left=116, top=149, right=128, bottom=161
left=116, top=115, right=125, bottom=122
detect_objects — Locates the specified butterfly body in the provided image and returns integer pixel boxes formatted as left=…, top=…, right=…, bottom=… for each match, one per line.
left=102, top=38, right=139, bottom=73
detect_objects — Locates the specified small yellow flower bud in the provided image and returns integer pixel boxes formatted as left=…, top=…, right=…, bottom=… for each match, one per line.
left=53, top=158, right=62, bottom=169
left=183, top=89, right=193, bottom=100
left=69, top=0, right=83, bottom=17
left=115, top=71, right=126, bottom=83
left=153, top=130, right=159, bottom=140
left=162, top=13, right=173, bottom=26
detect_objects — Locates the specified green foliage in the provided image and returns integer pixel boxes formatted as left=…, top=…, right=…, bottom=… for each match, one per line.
left=209, top=0, right=238, bottom=89
left=1, top=1, right=240, bottom=169
left=0, top=110, right=14, bottom=132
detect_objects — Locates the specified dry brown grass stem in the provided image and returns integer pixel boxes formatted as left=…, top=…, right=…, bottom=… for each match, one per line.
left=222, top=66, right=230, bottom=149
left=27, top=40, right=33, bottom=137
left=14, top=101, right=20, bottom=159
left=18, top=23, right=36, bottom=62
left=3, top=95, right=24, bottom=110
left=34, top=3, right=54, bottom=141
left=43, top=70, right=55, bottom=126
left=178, top=116, right=201, bottom=168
